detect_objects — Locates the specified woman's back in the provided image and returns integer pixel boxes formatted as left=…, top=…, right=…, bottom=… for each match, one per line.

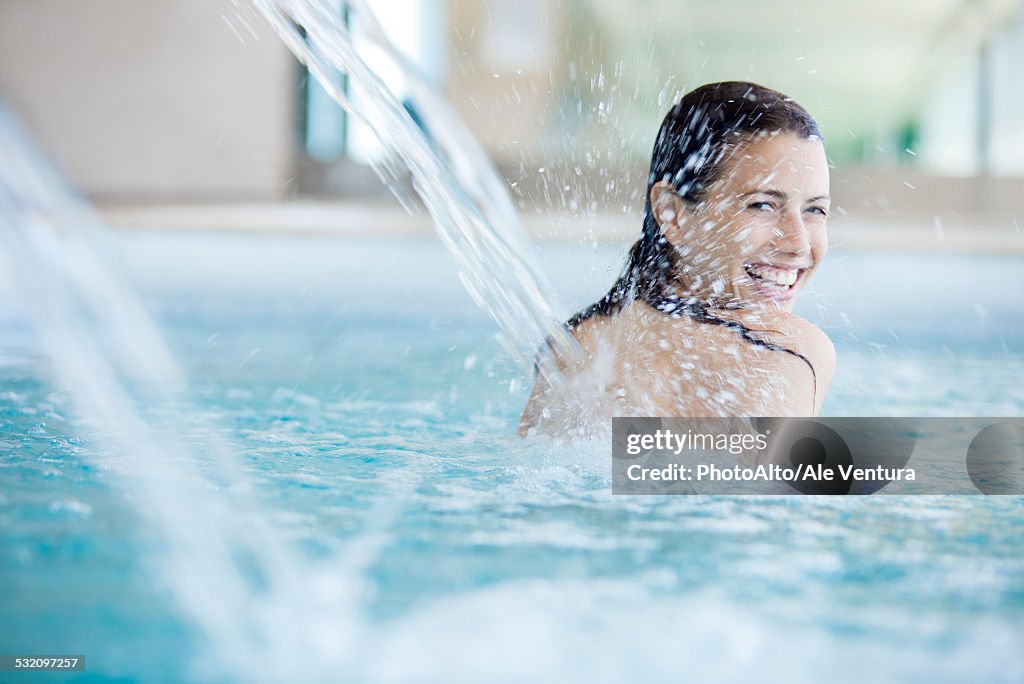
left=519, top=301, right=835, bottom=436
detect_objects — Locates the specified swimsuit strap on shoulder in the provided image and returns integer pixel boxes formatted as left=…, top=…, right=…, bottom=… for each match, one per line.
left=646, top=293, right=818, bottom=405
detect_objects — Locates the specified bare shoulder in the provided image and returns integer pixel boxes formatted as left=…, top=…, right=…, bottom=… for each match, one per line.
left=716, top=308, right=833, bottom=370
left=518, top=311, right=631, bottom=435
left=759, top=313, right=836, bottom=413
left=783, top=315, right=836, bottom=379
left=711, top=307, right=835, bottom=412
left=769, top=312, right=832, bottom=354
left=542, top=313, right=615, bottom=373
left=519, top=316, right=597, bottom=435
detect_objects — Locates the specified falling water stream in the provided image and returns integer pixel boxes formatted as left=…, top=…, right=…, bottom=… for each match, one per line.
left=0, top=103, right=370, bottom=680
left=0, top=0, right=583, bottom=679
left=246, top=0, right=577, bottom=372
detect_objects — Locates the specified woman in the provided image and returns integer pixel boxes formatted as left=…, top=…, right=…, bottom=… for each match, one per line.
left=521, top=81, right=835, bottom=436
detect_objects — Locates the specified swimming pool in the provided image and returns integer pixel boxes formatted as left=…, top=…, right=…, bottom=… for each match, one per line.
left=2, top=230, right=1023, bottom=682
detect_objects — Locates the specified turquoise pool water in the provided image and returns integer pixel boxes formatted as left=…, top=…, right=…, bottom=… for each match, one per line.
left=1, top=232, right=1023, bottom=682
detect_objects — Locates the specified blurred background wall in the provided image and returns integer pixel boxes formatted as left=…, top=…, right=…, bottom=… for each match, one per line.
left=0, top=0, right=297, bottom=202
left=1, top=0, right=1022, bottom=225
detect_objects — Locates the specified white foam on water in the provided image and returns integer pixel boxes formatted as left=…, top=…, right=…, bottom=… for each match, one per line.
left=354, top=578, right=1024, bottom=684
left=0, top=103, right=370, bottom=682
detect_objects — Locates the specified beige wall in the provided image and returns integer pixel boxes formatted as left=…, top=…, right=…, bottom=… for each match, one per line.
left=446, top=0, right=573, bottom=170
left=2, top=0, right=1020, bottom=223
left=0, top=0, right=297, bottom=201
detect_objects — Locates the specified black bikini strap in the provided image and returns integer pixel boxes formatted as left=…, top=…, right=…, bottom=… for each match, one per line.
left=648, top=294, right=818, bottom=394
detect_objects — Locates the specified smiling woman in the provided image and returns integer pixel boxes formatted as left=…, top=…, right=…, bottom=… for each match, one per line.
left=521, top=81, right=836, bottom=436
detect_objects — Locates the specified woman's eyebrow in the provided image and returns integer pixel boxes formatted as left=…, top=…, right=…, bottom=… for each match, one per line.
left=739, top=189, right=787, bottom=200
left=739, top=189, right=831, bottom=203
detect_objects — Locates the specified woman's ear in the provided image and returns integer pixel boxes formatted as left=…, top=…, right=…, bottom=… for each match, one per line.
left=649, top=181, right=691, bottom=245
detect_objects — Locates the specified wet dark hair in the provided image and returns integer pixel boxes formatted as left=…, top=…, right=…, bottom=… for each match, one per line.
left=570, top=81, right=821, bottom=327
left=564, top=81, right=823, bottom=385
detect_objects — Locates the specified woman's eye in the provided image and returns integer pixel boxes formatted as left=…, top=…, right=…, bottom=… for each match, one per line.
left=806, top=206, right=829, bottom=217
left=748, top=201, right=774, bottom=211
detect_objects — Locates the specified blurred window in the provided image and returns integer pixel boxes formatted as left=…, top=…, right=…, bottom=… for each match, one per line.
left=303, top=0, right=445, bottom=165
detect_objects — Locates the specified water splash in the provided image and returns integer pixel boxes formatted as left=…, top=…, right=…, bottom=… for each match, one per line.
left=0, top=103, right=363, bottom=681
left=247, top=0, right=578, bottom=373
left=0, top=0, right=589, bottom=675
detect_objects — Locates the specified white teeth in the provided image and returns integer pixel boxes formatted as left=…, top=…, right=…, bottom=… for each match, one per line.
left=747, top=265, right=799, bottom=287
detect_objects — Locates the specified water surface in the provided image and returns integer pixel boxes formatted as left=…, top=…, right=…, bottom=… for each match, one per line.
left=1, top=231, right=1022, bottom=682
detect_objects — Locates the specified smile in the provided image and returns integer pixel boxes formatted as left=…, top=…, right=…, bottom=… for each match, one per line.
left=743, top=263, right=808, bottom=301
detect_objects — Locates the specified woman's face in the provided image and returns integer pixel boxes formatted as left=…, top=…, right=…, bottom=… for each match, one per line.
left=654, top=132, right=830, bottom=312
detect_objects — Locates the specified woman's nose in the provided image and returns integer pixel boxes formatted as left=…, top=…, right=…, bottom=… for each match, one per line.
left=770, top=209, right=811, bottom=255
